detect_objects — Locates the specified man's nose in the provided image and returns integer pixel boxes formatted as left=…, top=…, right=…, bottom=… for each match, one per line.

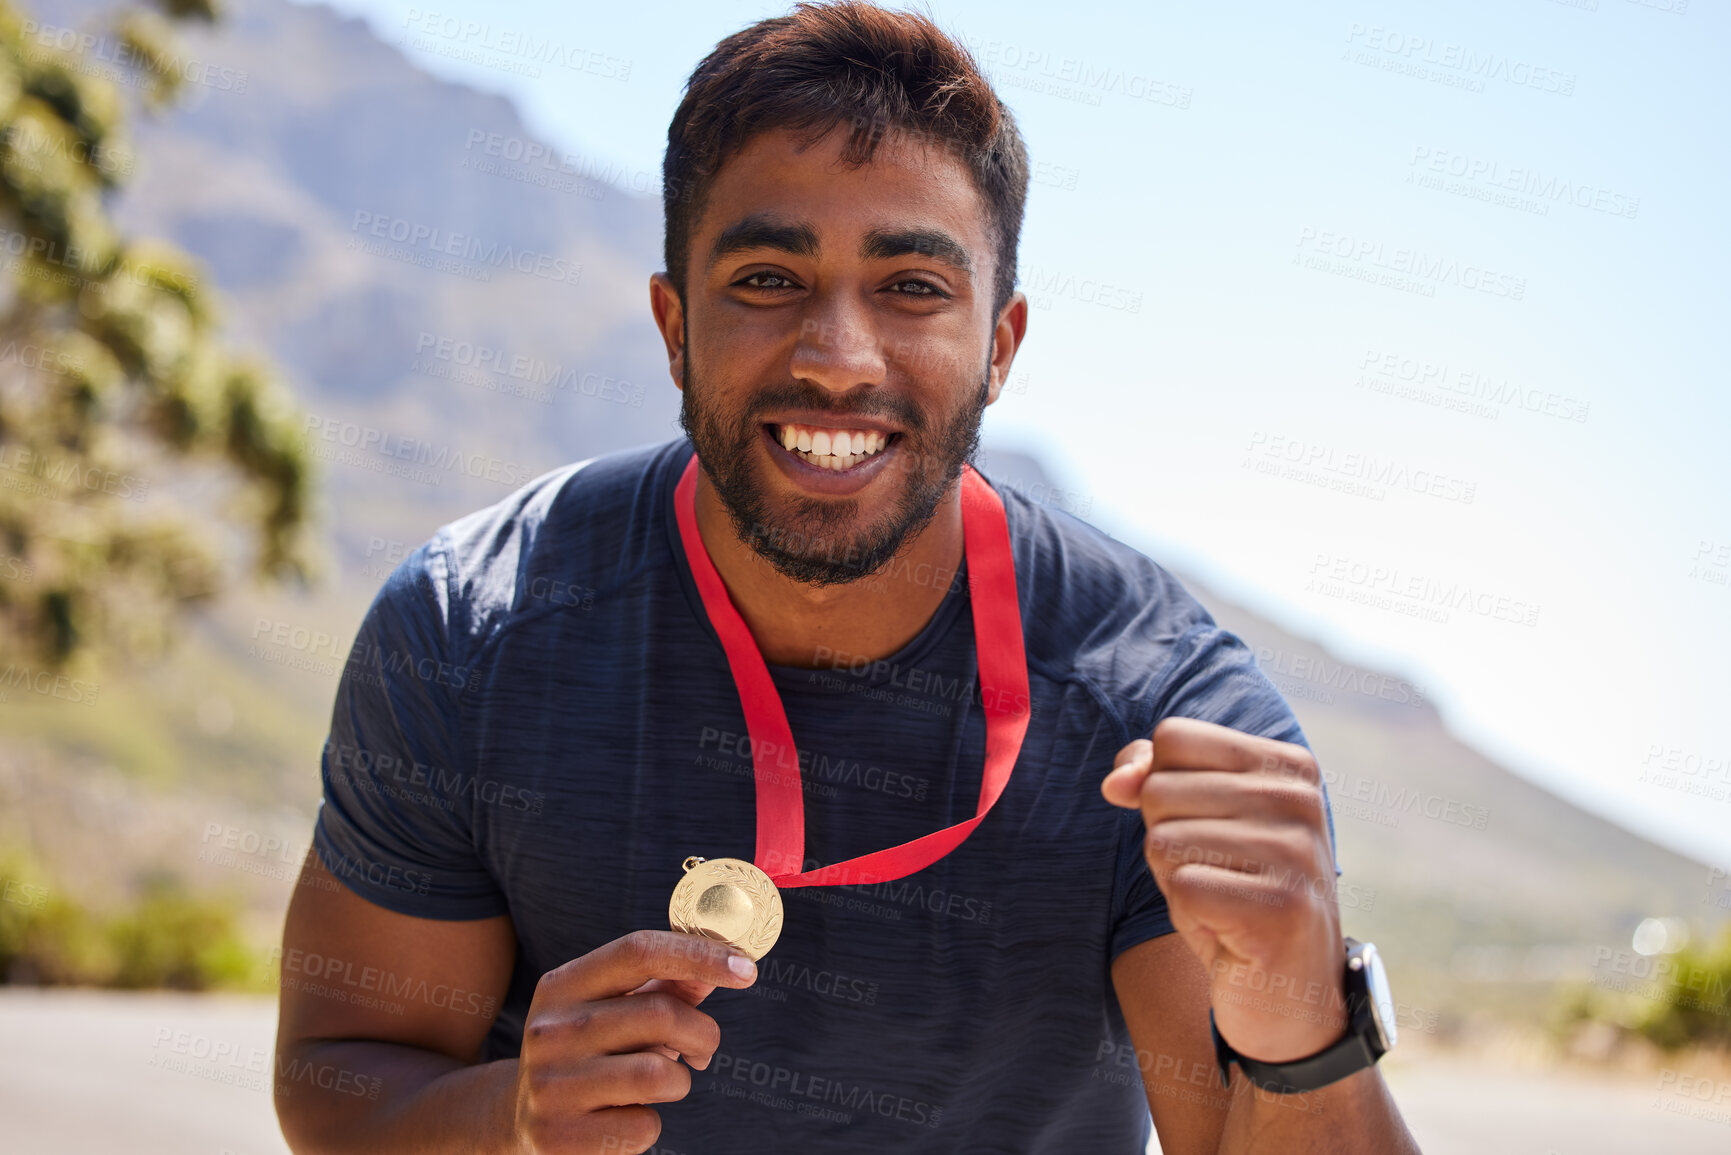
left=789, top=304, right=887, bottom=394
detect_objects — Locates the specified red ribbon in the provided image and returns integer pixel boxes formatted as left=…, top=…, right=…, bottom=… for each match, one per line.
left=674, top=454, right=1031, bottom=888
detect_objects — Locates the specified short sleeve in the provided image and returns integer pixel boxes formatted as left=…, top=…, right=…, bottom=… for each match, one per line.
left=1108, top=622, right=1339, bottom=961
left=1149, top=622, right=1336, bottom=857
left=1148, top=622, right=1309, bottom=749
left=1109, top=806, right=1175, bottom=959
left=311, top=535, right=509, bottom=920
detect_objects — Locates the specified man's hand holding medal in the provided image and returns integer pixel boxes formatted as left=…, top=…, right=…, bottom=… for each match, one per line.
left=508, top=930, right=758, bottom=1153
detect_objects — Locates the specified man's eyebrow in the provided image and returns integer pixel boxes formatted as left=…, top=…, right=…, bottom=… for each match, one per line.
left=859, top=227, right=973, bottom=276
left=708, top=215, right=821, bottom=266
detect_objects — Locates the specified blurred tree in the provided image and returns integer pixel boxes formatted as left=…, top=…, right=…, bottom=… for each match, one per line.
left=0, top=0, right=312, bottom=670
left=1639, top=925, right=1731, bottom=1051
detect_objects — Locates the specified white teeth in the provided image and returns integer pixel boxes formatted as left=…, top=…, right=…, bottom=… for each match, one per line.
left=778, top=423, right=892, bottom=467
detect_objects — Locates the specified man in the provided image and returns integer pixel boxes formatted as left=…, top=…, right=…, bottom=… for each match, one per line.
left=274, top=3, right=1419, bottom=1152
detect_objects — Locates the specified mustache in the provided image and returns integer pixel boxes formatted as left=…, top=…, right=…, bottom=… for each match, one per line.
left=739, top=382, right=927, bottom=433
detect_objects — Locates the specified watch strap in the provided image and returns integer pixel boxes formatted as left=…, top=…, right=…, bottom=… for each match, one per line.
left=1210, top=1008, right=1381, bottom=1094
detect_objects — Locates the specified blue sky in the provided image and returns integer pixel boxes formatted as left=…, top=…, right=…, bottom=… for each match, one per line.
left=302, top=0, right=1729, bottom=870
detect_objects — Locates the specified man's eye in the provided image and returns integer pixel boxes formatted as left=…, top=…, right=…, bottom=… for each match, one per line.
left=737, top=272, right=798, bottom=290
left=890, top=279, right=948, bottom=298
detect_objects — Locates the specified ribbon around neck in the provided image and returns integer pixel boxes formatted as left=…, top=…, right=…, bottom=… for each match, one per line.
left=674, top=453, right=1031, bottom=888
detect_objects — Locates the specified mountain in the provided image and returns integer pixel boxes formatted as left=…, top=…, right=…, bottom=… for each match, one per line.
left=33, top=0, right=678, bottom=524
left=3, top=0, right=1718, bottom=1021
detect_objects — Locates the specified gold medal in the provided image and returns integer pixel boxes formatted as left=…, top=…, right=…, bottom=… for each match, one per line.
left=668, top=856, right=783, bottom=960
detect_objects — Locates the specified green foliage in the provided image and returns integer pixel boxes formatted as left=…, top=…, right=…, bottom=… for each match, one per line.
left=0, top=846, right=267, bottom=990
left=0, top=0, right=314, bottom=669
left=1637, top=925, right=1731, bottom=1050
left=105, top=874, right=257, bottom=988
left=151, top=1, right=221, bottom=26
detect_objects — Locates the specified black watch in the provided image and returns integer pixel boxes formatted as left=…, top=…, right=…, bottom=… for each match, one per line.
left=1210, top=938, right=1396, bottom=1094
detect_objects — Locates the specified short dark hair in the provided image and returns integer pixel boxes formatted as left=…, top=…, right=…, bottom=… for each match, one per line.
left=663, top=0, right=1029, bottom=317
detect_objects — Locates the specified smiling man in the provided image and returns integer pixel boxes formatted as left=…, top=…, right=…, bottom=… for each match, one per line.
left=274, top=4, right=1418, bottom=1153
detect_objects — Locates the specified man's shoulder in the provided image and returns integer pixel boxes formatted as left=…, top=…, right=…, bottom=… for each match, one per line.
left=987, top=466, right=1242, bottom=733
left=393, top=438, right=686, bottom=645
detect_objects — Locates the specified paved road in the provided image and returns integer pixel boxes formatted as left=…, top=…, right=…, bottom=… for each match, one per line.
left=3, top=990, right=1728, bottom=1154
left=1373, top=1050, right=1731, bottom=1155
left=0, top=989, right=292, bottom=1155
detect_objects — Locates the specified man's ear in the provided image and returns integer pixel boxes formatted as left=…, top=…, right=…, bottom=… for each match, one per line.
left=650, top=273, right=687, bottom=390
left=985, top=291, right=1029, bottom=406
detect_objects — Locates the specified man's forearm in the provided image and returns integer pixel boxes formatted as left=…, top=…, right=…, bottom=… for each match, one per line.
left=1217, top=1065, right=1419, bottom=1155
left=276, top=1040, right=517, bottom=1155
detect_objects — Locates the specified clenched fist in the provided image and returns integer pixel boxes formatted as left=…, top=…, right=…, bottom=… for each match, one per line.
left=1102, top=717, right=1347, bottom=1063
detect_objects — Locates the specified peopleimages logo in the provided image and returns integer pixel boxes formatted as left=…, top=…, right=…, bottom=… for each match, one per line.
left=0, top=665, right=100, bottom=706
left=322, top=740, right=547, bottom=816
left=1321, top=768, right=1489, bottom=830
left=1253, top=645, right=1428, bottom=709
left=317, top=849, right=432, bottom=897
left=0, top=226, right=196, bottom=295
left=1306, top=552, right=1542, bottom=628
left=696, top=725, right=931, bottom=801
left=272, top=947, right=500, bottom=1020
left=1344, top=23, right=1576, bottom=96
left=1356, top=347, right=1590, bottom=424
left=3, top=121, right=132, bottom=179
left=1020, top=266, right=1144, bottom=313
left=708, top=1050, right=944, bottom=1128
left=0, top=443, right=150, bottom=501
left=302, top=416, right=543, bottom=489
left=413, top=333, right=644, bottom=407
left=758, top=957, right=880, bottom=1006
left=1408, top=146, right=1639, bottom=219
left=349, top=212, right=582, bottom=286
left=18, top=20, right=250, bottom=94
left=461, top=130, right=657, bottom=196
left=398, top=10, right=632, bottom=81
left=1244, top=431, right=1478, bottom=505
left=1295, top=226, right=1526, bottom=300
left=964, top=36, right=1193, bottom=109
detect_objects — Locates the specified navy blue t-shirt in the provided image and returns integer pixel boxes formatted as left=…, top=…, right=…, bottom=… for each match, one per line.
left=313, top=437, right=1315, bottom=1153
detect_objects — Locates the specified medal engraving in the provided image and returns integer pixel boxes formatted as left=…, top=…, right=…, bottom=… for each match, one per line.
left=669, top=857, right=783, bottom=960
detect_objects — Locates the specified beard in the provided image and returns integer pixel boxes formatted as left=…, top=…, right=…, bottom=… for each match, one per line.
left=678, top=345, right=990, bottom=587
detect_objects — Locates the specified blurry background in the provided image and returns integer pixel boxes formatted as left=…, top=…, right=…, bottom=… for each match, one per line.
left=0, top=0, right=1726, bottom=1152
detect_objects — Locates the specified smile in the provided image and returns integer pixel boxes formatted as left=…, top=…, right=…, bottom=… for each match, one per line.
left=770, top=422, right=898, bottom=471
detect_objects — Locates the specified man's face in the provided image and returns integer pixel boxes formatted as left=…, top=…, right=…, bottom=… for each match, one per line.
left=657, top=125, right=1024, bottom=586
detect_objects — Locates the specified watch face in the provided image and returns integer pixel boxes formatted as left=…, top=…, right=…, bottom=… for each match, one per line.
left=1362, top=942, right=1397, bottom=1051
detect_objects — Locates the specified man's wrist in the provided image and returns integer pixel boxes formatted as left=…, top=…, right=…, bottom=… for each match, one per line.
left=1210, top=940, right=1394, bottom=1094
left=481, top=1058, right=525, bottom=1155
left=1206, top=941, right=1350, bottom=1063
